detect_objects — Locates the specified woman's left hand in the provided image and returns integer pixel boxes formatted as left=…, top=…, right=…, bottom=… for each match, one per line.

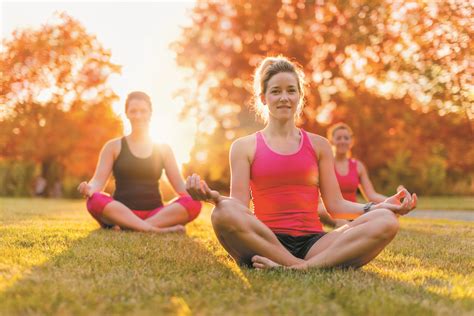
left=375, top=188, right=417, bottom=215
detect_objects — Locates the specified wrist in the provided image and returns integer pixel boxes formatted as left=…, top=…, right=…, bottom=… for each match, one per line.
left=363, top=202, right=375, bottom=213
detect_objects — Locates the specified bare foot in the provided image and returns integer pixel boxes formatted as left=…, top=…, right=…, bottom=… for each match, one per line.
left=111, top=225, right=121, bottom=231
left=157, top=225, right=186, bottom=234
left=251, top=255, right=282, bottom=270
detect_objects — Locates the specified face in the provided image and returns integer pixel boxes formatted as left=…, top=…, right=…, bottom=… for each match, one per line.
left=331, top=128, right=353, bottom=155
left=262, top=72, right=300, bottom=122
left=126, top=99, right=151, bottom=129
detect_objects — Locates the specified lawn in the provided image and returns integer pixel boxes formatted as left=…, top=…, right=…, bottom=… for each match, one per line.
left=415, top=196, right=474, bottom=211
left=0, top=198, right=473, bottom=315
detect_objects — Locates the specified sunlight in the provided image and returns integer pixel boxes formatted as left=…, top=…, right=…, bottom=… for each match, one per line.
left=170, top=296, right=192, bottom=316
left=2, top=1, right=197, bottom=167
left=368, top=250, right=474, bottom=301
left=149, top=111, right=197, bottom=165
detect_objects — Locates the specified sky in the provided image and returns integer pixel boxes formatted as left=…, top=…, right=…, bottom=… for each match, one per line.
left=1, top=0, right=198, bottom=165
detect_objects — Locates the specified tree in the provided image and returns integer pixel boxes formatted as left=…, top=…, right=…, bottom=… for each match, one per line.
left=0, top=12, right=122, bottom=196
left=173, top=0, right=473, bottom=194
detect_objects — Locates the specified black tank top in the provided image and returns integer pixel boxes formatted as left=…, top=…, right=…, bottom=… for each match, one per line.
left=112, top=137, right=164, bottom=210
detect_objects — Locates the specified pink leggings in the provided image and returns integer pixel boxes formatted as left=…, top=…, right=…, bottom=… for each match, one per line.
left=86, top=192, right=202, bottom=228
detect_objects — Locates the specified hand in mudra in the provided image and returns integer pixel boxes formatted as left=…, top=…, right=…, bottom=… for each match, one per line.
left=77, top=182, right=93, bottom=198
left=186, top=174, right=221, bottom=204
left=376, top=188, right=417, bottom=216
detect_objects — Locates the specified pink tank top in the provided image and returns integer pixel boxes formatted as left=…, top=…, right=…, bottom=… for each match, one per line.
left=335, top=158, right=359, bottom=202
left=250, top=129, right=323, bottom=236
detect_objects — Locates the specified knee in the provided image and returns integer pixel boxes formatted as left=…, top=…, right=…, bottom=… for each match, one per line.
left=176, top=195, right=202, bottom=221
left=211, top=200, right=242, bottom=231
left=369, top=209, right=399, bottom=240
left=86, top=192, right=111, bottom=214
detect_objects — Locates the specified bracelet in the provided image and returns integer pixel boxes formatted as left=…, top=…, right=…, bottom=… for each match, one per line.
left=363, top=202, right=375, bottom=213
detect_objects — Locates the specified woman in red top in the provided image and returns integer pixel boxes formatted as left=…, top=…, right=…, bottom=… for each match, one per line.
left=186, top=56, right=416, bottom=270
left=318, top=123, right=397, bottom=227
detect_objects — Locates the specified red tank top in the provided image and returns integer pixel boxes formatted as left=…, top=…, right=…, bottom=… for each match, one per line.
left=335, top=158, right=359, bottom=202
left=250, top=129, right=323, bottom=236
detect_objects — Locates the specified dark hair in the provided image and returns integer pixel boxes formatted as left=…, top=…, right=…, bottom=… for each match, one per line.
left=125, top=91, right=152, bottom=112
left=252, top=56, right=306, bottom=122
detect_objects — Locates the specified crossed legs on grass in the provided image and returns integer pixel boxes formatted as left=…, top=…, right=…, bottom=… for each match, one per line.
left=252, top=209, right=400, bottom=269
left=87, top=193, right=192, bottom=233
left=211, top=199, right=305, bottom=267
left=101, top=201, right=187, bottom=233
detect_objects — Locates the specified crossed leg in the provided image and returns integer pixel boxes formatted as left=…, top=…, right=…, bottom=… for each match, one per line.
left=101, top=201, right=187, bottom=233
left=252, top=209, right=400, bottom=270
left=210, top=199, right=304, bottom=266
left=87, top=193, right=190, bottom=233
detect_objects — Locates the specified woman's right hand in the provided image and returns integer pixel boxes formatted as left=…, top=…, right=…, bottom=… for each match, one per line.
left=77, top=181, right=93, bottom=198
left=186, top=174, right=221, bottom=204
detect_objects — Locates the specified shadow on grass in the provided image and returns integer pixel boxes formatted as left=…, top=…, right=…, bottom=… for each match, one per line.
left=1, top=217, right=472, bottom=316
left=391, top=222, right=474, bottom=275
left=236, top=262, right=473, bottom=316
left=233, top=221, right=474, bottom=315
left=0, top=223, right=255, bottom=315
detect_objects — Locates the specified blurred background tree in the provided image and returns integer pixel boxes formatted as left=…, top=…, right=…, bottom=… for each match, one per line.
left=0, top=12, right=122, bottom=197
left=172, top=0, right=473, bottom=195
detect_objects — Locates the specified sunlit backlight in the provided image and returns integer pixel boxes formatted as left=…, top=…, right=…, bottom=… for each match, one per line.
left=149, top=109, right=197, bottom=166
left=315, top=102, right=336, bottom=125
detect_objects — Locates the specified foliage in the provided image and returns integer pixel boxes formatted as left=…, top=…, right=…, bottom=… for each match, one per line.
left=172, top=0, right=473, bottom=194
left=0, top=160, right=36, bottom=196
left=0, top=12, right=122, bottom=196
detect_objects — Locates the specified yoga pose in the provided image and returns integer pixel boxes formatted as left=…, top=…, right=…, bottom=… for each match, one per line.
left=318, top=123, right=400, bottom=227
left=78, top=91, right=201, bottom=233
left=186, top=56, right=416, bottom=270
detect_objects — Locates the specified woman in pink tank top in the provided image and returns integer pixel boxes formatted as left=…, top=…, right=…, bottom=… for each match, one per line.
left=186, top=56, right=417, bottom=270
left=318, top=123, right=397, bottom=227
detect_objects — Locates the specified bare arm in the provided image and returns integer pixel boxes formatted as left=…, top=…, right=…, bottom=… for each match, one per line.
left=77, top=139, right=117, bottom=197
left=317, top=198, right=338, bottom=226
left=161, top=144, right=186, bottom=195
left=357, top=160, right=387, bottom=203
left=229, top=137, right=252, bottom=207
left=185, top=136, right=254, bottom=207
left=316, top=136, right=367, bottom=217
left=317, top=197, right=350, bottom=227
left=315, top=135, right=416, bottom=216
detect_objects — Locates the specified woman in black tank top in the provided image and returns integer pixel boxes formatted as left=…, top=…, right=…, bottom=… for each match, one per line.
left=78, top=91, right=201, bottom=232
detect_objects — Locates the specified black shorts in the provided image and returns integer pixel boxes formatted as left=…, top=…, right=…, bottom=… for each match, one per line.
left=275, top=232, right=326, bottom=259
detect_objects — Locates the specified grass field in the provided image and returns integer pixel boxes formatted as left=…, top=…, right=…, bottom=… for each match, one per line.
left=415, top=196, right=474, bottom=211
left=0, top=198, right=473, bottom=315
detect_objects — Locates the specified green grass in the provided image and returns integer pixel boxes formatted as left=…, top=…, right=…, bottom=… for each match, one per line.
left=415, top=196, right=474, bottom=211
left=0, top=198, right=473, bottom=315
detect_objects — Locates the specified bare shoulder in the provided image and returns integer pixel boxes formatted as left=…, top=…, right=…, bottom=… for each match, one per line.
left=355, top=159, right=366, bottom=173
left=306, top=132, right=332, bottom=158
left=156, top=142, right=173, bottom=154
left=231, top=134, right=256, bottom=152
left=230, top=133, right=257, bottom=161
left=103, top=137, right=122, bottom=155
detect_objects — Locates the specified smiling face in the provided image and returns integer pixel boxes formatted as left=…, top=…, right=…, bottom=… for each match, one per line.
left=331, top=127, right=353, bottom=155
left=126, top=98, right=152, bottom=130
left=262, top=72, right=301, bottom=122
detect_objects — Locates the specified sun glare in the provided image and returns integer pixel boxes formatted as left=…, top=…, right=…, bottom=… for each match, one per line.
left=149, top=112, right=197, bottom=166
